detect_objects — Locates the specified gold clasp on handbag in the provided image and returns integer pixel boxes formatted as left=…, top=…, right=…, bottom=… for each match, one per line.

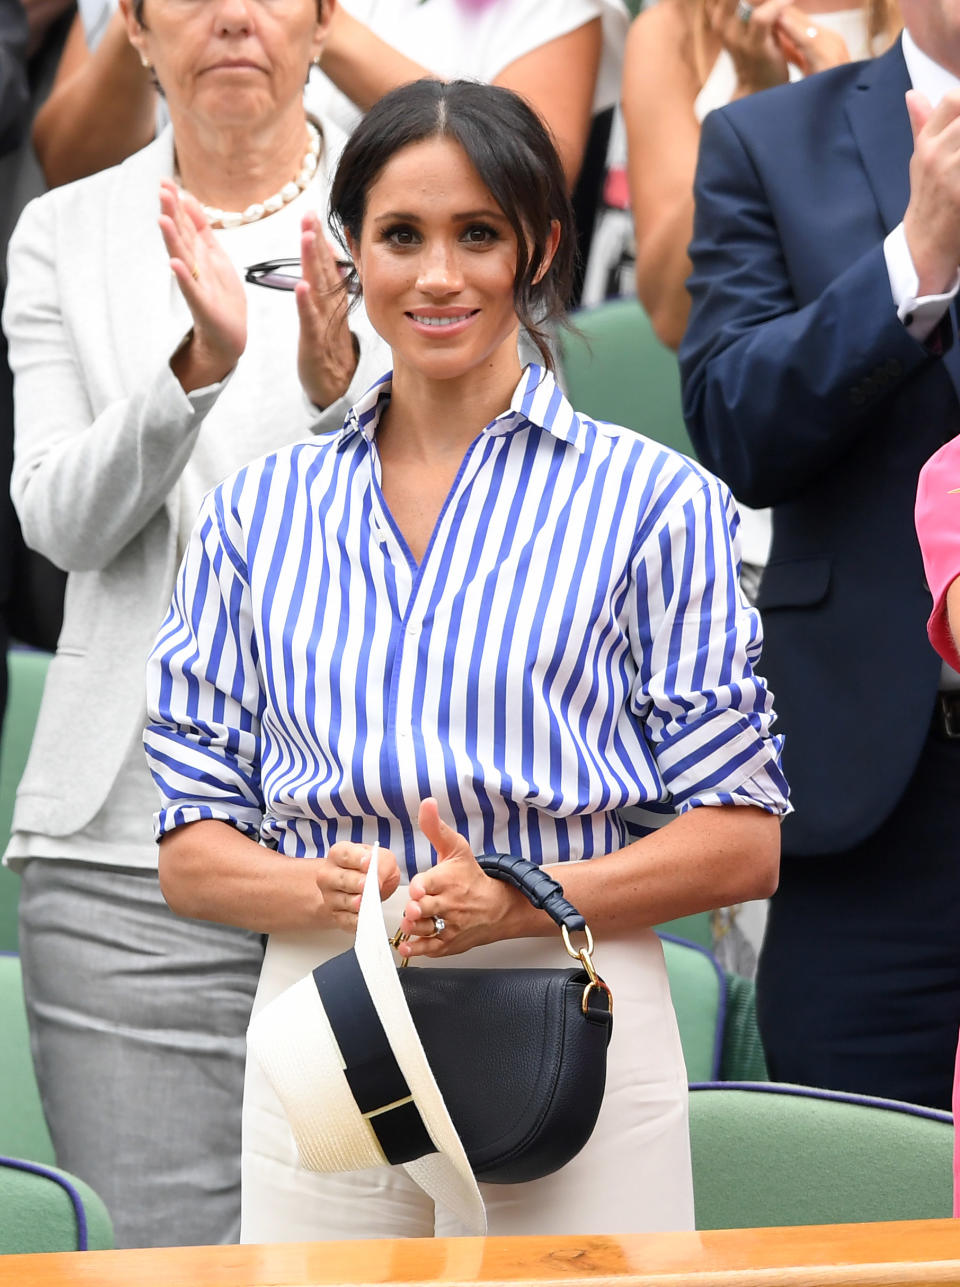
left=561, top=923, right=613, bottom=1017
left=390, top=925, right=411, bottom=968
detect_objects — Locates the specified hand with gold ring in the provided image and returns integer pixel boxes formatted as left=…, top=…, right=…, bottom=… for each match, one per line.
left=158, top=178, right=248, bottom=392
left=772, top=6, right=851, bottom=76
left=396, top=799, right=529, bottom=960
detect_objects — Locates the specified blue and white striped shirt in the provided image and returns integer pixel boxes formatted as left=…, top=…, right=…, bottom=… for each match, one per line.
left=145, top=366, right=789, bottom=879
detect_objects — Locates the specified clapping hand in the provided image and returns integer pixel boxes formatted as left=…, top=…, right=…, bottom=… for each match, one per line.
left=903, top=89, right=960, bottom=298
left=296, top=211, right=358, bottom=409
left=159, top=179, right=247, bottom=391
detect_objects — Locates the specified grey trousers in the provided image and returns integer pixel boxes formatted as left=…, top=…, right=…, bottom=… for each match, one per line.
left=18, top=859, right=264, bottom=1248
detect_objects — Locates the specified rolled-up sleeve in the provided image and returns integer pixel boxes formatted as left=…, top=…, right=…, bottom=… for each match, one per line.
left=630, top=468, right=790, bottom=816
left=144, top=483, right=266, bottom=840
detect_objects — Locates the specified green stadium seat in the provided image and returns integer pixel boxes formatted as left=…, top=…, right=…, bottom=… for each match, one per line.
left=0, top=648, right=52, bottom=951
left=0, top=1155, right=113, bottom=1252
left=559, top=298, right=696, bottom=456
left=0, top=953, right=54, bottom=1165
left=689, top=1083, right=954, bottom=1229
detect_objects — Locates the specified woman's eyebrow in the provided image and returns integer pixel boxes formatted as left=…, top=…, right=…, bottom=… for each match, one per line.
left=451, top=208, right=507, bottom=221
left=371, top=208, right=507, bottom=223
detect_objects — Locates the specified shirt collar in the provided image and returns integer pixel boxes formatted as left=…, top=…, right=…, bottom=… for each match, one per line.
left=335, top=364, right=588, bottom=454
left=902, top=28, right=960, bottom=108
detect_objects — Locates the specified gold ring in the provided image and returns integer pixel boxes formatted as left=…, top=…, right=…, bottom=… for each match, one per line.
left=190, top=263, right=200, bottom=281
left=427, top=916, right=446, bottom=937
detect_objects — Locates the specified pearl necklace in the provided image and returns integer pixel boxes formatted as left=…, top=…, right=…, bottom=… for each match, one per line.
left=197, top=121, right=321, bottom=230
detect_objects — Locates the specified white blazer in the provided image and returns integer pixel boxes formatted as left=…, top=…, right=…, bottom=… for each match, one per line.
left=2, top=128, right=386, bottom=839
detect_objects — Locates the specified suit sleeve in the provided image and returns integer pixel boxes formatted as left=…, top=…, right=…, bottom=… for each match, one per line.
left=679, top=105, right=947, bottom=511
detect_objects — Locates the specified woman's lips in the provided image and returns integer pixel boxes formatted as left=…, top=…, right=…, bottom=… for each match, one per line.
left=405, top=309, right=480, bottom=335
left=204, top=60, right=264, bottom=72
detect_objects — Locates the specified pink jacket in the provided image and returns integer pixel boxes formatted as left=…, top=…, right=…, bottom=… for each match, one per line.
left=915, top=435, right=960, bottom=673
left=915, top=435, right=960, bottom=1217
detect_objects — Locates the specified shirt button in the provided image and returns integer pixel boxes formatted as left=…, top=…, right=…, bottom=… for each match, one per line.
left=406, top=622, right=420, bottom=638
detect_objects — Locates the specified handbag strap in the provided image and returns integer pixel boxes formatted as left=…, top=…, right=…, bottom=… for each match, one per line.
left=476, top=854, right=586, bottom=933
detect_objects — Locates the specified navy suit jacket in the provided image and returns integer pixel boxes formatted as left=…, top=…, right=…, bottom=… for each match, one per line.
left=679, top=40, right=960, bottom=856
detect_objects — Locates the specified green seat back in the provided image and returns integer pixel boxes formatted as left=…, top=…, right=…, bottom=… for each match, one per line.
left=0, top=1157, right=113, bottom=1253
left=0, top=954, right=55, bottom=1165
left=0, top=648, right=52, bottom=951
left=689, top=1085, right=954, bottom=1229
left=656, top=911, right=712, bottom=951
left=660, top=936, right=723, bottom=1082
left=719, top=972, right=768, bottom=1082
left=559, top=299, right=696, bottom=456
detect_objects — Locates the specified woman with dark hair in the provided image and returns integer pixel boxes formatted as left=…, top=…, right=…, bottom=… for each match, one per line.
left=145, top=79, right=789, bottom=1241
left=3, top=0, right=387, bottom=1249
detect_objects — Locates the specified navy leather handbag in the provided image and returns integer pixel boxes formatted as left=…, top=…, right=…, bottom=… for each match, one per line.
left=394, top=854, right=613, bottom=1184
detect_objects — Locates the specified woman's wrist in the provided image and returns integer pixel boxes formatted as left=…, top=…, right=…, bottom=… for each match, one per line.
left=170, top=327, right=239, bottom=393
left=495, top=880, right=557, bottom=942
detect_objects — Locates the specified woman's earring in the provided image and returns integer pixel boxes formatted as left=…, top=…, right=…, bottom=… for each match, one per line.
left=140, top=54, right=152, bottom=70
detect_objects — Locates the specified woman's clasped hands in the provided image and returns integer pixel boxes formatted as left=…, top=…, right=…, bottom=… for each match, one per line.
left=706, top=0, right=851, bottom=95
left=160, top=187, right=357, bottom=407
left=317, top=798, right=524, bottom=954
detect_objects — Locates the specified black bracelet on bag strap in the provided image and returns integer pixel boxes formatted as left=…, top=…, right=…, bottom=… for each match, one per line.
left=477, top=855, right=611, bottom=1016
left=475, top=854, right=585, bottom=930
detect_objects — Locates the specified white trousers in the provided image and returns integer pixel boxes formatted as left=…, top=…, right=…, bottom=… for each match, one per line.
left=241, top=888, right=694, bottom=1242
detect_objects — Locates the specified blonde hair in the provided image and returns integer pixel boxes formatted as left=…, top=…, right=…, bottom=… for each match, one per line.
left=691, top=0, right=901, bottom=85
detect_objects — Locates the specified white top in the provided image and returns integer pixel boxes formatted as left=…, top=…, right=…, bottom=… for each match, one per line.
left=5, top=130, right=391, bottom=871
left=146, top=365, right=789, bottom=875
left=305, top=0, right=630, bottom=139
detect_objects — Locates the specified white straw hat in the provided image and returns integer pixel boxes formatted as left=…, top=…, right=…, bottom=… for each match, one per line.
left=247, top=845, right=487, bottom=1235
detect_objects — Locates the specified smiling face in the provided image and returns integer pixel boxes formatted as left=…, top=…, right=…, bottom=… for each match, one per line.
left=347, top=136, right=534, bottom=393
left=122, top=0, right=329, bottom=128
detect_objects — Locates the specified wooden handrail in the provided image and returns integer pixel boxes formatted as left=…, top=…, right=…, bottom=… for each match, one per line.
left=2, top=1220, right=960, bottom=1286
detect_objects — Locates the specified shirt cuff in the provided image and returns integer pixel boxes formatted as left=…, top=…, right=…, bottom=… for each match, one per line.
left=884, top=222, right=960, bottom=342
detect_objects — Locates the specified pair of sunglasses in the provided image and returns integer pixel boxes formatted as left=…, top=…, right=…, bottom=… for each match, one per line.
left=244, top=259, right=301, bottom=291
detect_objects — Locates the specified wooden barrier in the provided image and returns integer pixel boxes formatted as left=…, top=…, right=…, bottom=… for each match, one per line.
left=2, top=1220, right=960, bottom=1286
